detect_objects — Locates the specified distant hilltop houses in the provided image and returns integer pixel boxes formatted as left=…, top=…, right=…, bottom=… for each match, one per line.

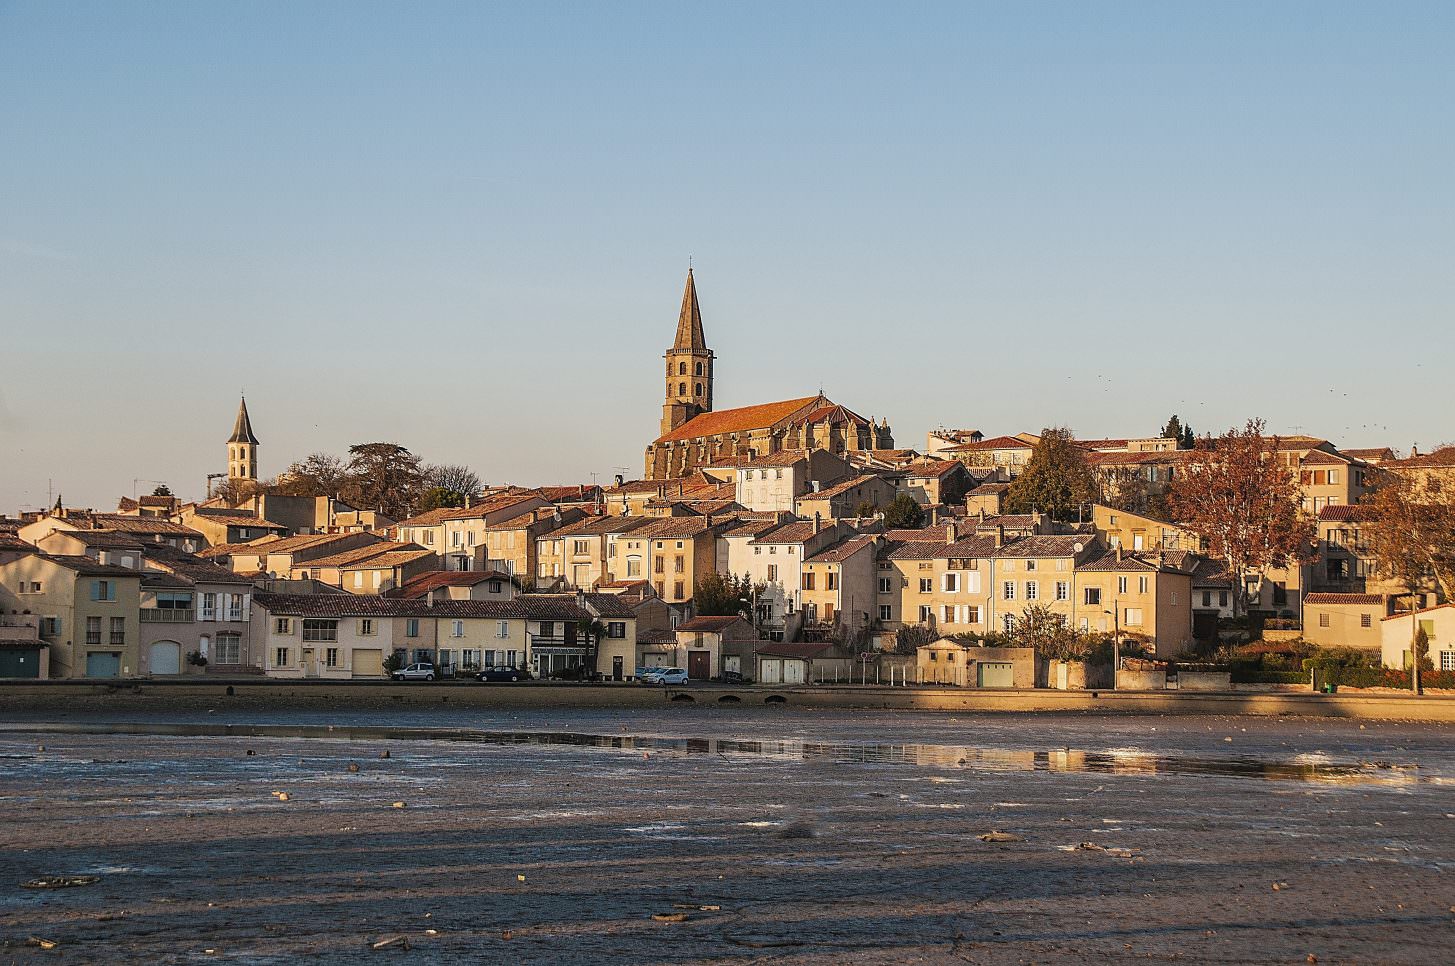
left=1, top=270, right=1452, bottom=686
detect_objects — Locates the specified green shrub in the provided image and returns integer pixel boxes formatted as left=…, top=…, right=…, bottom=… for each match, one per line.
left=1231, top=669, right=1307, bottom=685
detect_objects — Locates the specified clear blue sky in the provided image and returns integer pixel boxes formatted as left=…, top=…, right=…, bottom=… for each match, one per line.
left=2, top=1, right=1451, bottom=510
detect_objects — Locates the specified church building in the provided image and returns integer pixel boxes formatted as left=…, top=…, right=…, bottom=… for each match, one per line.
left=644, top=270, right=893, bottom=480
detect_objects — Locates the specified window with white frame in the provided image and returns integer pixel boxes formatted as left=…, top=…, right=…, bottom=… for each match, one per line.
left=302, top=619, right=337, bottom=642
left=496, top=620, right=510, bottom=639
left=943, top=573, right=959, bottom=593
left=1003, top=581, right=1016, bottom=600
left=1025, top=559, right=1036, bottom=571
left=274, top=617, right=292, bottom=635
left=451, top=619, right=464, bottom=637
left=1002, top=614, right=1015, bottom=633
left=879, top=577, right=892, bottom=593
left=1124, top=607, right=1144, bottom=626
left=1055, top=581, right=1069, bottom=601
left=919, top=605, right=932, bottom=622
left=1117, top=576, right=1128, bottom=594
left=919, top=578, right=932, bottom=593
left=878, top=605, right=892, bottom=621
left=1138, top=576, right=1149, bottom=594
left=1025, top=581, right=1038, bottom=600
left=214, top=632, right=241, bottom=664
left=358, top=619, right=375, bottom=636
left=325, top=647, right=339, bottom=668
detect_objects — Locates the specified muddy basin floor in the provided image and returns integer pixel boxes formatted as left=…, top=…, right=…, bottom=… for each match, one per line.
left=0, top=707, right=1452, bottom=963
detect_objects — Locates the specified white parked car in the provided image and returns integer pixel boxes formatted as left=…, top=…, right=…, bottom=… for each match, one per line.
left=641, top=667, right=689, bottom=685
left=391, top=663, right=437, bottom=681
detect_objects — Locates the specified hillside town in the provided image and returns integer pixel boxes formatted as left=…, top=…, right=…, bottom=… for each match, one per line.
left=3, top=271, right=1452, bottom=689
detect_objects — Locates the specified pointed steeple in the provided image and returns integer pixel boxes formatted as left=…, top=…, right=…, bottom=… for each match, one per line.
left=229, top=397, right=259, bottom=445
left=673, top=268, right=707, bottom=351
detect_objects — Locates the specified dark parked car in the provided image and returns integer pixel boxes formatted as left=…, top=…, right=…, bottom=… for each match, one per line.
left=715, top=670, right=751, bottom=685
left=476, top=666, right=532, bottom=683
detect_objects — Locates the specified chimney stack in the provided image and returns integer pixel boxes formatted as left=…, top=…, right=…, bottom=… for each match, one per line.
left=812, top=512, right=821, bottom=535
left=994, top=525, right=1004, bottom=548
left=945, top=520, right=957, bottom=544
left=1116, top=545, right=1123, bottom=562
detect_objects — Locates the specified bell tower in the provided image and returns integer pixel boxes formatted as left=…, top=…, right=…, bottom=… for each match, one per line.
left=227, top=396, right=260, bottom=481
left=661, top=268, right=715, bottom=436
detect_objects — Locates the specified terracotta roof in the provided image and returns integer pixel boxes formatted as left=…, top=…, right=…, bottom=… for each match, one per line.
left=750, top=521, right=825, bottom=545
left=1075, top=438, right=1132, bottom=450
left=946, top=435, right=1034, bottom=453
left=886, top=535, right=997, bottom=561
left=549, top=516, right=651, bottom=538
left=1299, top=449, right=1351, bottom=466
left=1342, top=448, right=1395, bottom=461
left=73, top=515, right=203, bottom=537
left=968, top=482, right=1010, bottom=495
left=537, top=485, right=602, bottom=503
left=392, top=492, right=541, bottom=529
left=903, top=459, right=963, bottom=478
left=737, top=449, right=812, bottom=469
left=141, top=571, right=193, bottom=589
left=1319, top=505, right=1375, bottom=523
left=806, top=534, right=879, bottom=563
left=142, top=545, right=256, bottom=585
left=790, top=402, right=869, bottom=428
left=1393, top=447, right=1455, bottom=468
left=41, top=530, right=146, bottom=550
left=1381, top=603, right=1455, bottom=622
left=251, top=532, right=370, bottom=555
left=387, top=570, right=518, bottom=598
left=676, top=615, right=749, bottom=632
left=1075, top=549, right=1176, bottom=573
left=191, top=510, right=289, bottom=530
left=254, top=591, right=632, bottom=620
left=805, top=474, right=890, bottom=501
left=1305, top=593, right=1386, bottom=606
left=29, top=554, right=142, bottom=577
left=628, top=517, right=720, bottom=539
left=337, top=548, right=436, bottom=570
left=653, top=395, right=821, bottom=445
left=992, top=535, right=1089, bottom=558
left=637, top=628, right=677, bottom=644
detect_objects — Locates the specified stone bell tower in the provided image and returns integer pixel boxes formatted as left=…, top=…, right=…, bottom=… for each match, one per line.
left=661, top=268, right=715, bottom=437
left=227, top=397, right=259, bottom=481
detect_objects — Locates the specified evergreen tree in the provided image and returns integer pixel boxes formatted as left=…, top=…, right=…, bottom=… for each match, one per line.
left=1161, top=415, right=1183, bottom=441
left=882, top=493, right=926, bottom=529
left=1180, top=424, right=1195, bottom=449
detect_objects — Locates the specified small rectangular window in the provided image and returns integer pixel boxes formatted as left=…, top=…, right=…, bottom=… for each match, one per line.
left=1360, top=614, right=1372, bottom=628
left=275, top=647, right=289, bottom=666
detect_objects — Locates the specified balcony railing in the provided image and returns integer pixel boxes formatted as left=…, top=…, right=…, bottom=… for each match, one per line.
left=140, top=608, right=195, bottom=623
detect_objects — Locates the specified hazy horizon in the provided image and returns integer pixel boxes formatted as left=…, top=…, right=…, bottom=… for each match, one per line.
left=3, top=2, right=1452, bottom=511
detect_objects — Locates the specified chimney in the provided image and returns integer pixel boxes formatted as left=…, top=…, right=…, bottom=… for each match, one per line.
left=1031, top=510, right=1042, bottom=531
left=465, top=494, right=472, bottom=509
left=428, top=589, right=437, bottom=608
left=576, top=588, right=587, bottom=610
left=994, top=525, right=1004, bottom=548
left=978, top=508, right=986, bottom=522
left=928, top=505, right=939, bottom=525
left=812, top=512, right=821, bottom=535
left=945, top=520, right=957, bottom=544
left=1116, top=546, right=1123, bottom=562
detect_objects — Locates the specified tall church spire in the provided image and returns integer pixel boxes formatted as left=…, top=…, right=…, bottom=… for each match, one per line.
left=661, top=269, right=715, bottom=437
left=229, top=397, right=259, bottom=445
left=227, top=397, right=259, bottom=482
left=673, top=268, right=707, bottom=351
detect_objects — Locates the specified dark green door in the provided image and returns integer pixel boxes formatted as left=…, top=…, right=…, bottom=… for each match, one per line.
left=0, top=648, right=42, bottom=678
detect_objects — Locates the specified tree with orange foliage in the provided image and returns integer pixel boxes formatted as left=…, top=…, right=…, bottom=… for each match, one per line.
left=1164, top=419, right=1314, bottom=617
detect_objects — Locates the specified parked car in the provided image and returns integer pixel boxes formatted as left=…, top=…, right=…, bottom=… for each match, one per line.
left=715, top=670, right=750, bottom=685
left=392, top=663, right=437, bottom=681
left=476, top=666, right=532, bottom=683
left=634, top=666, right=655, bottom=681
left=641, top=666, right=689, bottom=685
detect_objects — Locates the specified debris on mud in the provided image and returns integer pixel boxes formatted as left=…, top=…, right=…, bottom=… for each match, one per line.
left=27, top=936, right=58, bottom=950
left=371, top=935, right=409, bottom=950
left=652, top=912, right=689, bottom=923
left=978, top=831, right=1025, bottom=842
left=21, top=875, right=100, bottom=889
left=778, top=822, right=817, bottom=839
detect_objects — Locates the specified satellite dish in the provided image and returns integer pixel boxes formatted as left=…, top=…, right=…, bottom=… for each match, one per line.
left=1073, top=541, right=1084, bottom=552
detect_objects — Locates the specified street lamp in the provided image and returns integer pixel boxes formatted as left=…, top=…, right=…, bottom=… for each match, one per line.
left=1104, top=600, right=1121, bottom=690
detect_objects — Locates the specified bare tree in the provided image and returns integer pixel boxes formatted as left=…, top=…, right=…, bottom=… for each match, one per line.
left=424, top=464, right=482, bottom=499
left=274, top=452, right=348, bottom=498
left=1364, top=469, right=1455, bottom=603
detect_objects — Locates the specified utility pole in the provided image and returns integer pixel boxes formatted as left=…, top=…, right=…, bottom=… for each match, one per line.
left=1409, top=588, right=1423, bottom=697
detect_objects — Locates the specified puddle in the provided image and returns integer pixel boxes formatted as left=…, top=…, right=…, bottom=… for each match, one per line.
left=0, top=721, right=1423, bottom=785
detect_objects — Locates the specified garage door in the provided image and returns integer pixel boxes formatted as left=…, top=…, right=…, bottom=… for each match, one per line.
left=149, top=641, right=181, bottom=675
left=0, top=649, right=41, bottom=679
left=760, top=659, right=782, bottom=684
left=977, top=662, right=1015, bottom=689
left=353, top=648, right=383, bottom=677
left=86, top=652, right=121, bottom=678
left=783, top=660, right=805, bottom=684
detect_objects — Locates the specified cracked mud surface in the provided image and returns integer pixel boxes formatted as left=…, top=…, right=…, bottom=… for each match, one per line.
left=1, top=708, right=1452, bottom=963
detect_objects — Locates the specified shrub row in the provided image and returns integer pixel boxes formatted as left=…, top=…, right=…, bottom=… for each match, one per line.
left=1231, top=670, right=1307, bottom=685
left=1322, top=667, right=1455, bottom=690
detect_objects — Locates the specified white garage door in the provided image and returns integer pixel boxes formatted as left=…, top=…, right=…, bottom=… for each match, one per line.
left=353, top=648, right=384, bottom=677
left=783, top=661, right=805, bottom=684
left=149, top=641, right=181, bottom=676
left=760, top=659, right=782, bottom=684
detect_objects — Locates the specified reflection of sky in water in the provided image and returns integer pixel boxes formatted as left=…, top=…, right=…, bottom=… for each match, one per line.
left=0, top=721, right=1431, bottom=787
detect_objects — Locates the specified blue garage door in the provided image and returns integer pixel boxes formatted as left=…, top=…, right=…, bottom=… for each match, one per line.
left=86, top=652, right=121, bottom=678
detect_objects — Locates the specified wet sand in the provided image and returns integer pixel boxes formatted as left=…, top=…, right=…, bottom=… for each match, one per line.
left=1, top=708, right=1452, bottom=963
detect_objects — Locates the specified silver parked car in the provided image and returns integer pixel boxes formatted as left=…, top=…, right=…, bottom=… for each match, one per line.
left=391, top=663, right=437, bottom=681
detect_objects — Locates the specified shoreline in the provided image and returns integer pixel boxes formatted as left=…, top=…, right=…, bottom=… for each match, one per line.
left=4, top=679, right=1455, bottom=722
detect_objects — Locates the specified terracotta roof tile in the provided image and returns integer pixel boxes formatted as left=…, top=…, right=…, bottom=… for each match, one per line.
left=1305, top=593, right=1387, bottom=606
left=653, top=395, right=821, bottom=444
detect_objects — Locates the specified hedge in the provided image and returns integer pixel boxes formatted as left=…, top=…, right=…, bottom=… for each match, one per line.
left=1323, top=667, right=1455, bottom=690
left=1231, top=670, right=1307, bottom=685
